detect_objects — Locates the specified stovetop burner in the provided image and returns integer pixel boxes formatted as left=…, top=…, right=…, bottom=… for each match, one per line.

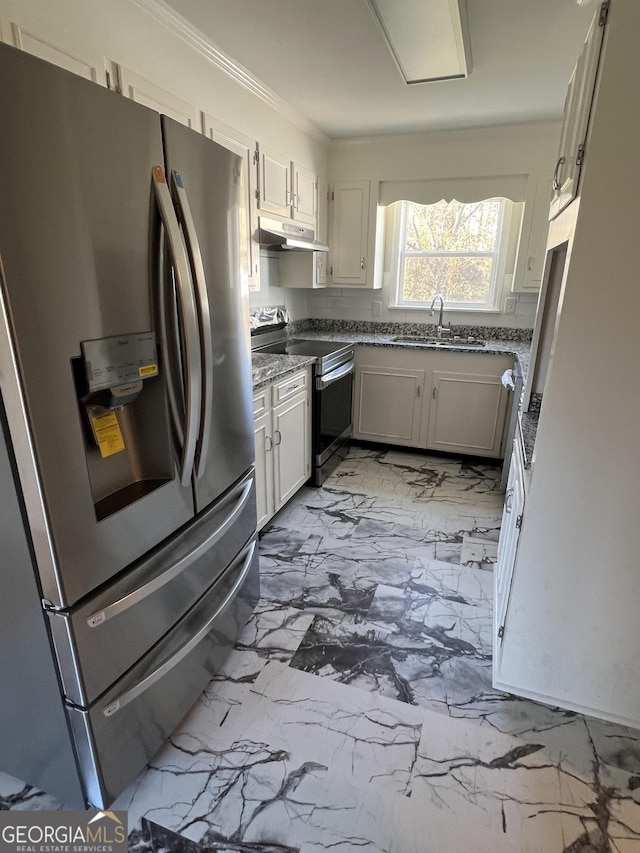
left=252, top=330, right=354, bottom=376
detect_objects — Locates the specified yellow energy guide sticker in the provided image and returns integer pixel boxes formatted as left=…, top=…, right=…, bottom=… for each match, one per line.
left=139, top=363, right=158, bottom=378
left=90, top=411, right=125, bottom=458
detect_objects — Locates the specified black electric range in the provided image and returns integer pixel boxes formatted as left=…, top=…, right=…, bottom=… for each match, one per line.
left=253, top=335, right=353, bottom=375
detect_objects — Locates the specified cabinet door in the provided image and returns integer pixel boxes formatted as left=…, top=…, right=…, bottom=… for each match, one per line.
left=353, top=365, right=424, bottom=446
left=202, top=114, right=260, bottom=293
left=253, top=409, right=274, bottom=530
left=259, top=146, right=292, bottom=219
left=549, top=6, right=606, bottom=219
left=494, top=436, right=525, bottom=653
left=116, top=65, right=198, bottom=129
left=330, top=180, right=369, bottom=285
left=427, top=371, right=508, bottom=457
left=273, top=392, right=310, bottom=509
left=512, top=174, right=551, bottom=293
left=315, top=251, right=327, bottom=286
left=4, top=14, right=107, bottom=85
left=292, top=164, right=316, bottom=225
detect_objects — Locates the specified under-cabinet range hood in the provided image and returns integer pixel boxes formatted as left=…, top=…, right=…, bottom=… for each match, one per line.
left=258, top=216, right=329, bottom=252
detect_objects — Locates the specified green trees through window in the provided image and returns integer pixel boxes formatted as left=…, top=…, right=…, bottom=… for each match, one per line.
left=397, top=199, right=505, bottom=307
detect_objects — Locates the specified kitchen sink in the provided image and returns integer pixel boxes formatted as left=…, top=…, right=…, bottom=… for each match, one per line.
left=391, top=335, right=486, bottom=348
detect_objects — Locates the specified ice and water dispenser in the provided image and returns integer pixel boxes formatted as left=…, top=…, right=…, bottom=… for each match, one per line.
left=74, top=331, right=174, bottom=521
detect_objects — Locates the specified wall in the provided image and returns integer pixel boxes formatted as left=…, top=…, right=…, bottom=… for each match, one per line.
left=312, top=121, right=562, bottom=330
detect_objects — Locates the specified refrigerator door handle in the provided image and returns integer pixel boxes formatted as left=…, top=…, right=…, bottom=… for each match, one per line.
left=102, top=538, right=257, bottom=717
left=170, top=170, right=214, bottom=480
left=157, top=231, right=184, bottom=449
left=152, top=165, right=201, bottom=487
left=85, top=477, right=254, bottom=627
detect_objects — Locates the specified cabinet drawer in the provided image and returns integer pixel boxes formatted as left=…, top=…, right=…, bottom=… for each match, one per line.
left=253, top=388, right=270, bottom=417
left=272, top=369, right=308, bottom=406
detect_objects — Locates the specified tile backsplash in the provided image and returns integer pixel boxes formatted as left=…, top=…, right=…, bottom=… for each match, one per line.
left=249, top=251, right=537, bottom=330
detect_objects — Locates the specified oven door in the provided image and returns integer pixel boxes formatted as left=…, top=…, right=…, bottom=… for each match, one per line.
left=314, top=358, right=354, bottom=481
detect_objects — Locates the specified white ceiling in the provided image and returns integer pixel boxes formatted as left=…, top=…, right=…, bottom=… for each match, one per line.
left=164, top=0, right=596, bottom=139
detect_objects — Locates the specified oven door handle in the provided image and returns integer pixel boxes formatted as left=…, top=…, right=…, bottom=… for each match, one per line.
left=315, top=359, right=354, bottom=391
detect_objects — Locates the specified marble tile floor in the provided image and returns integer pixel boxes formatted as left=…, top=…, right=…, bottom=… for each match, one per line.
left=2, top=446, right=640, bottom=852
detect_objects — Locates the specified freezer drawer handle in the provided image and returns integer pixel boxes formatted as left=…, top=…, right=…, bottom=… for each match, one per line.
left=171, top=170, right=214, bottom=480
left=102, top=539, right=256, bottom=717
left=152, top=165, right=202, bottom=487
left=86, top=477, right=254, bottom=628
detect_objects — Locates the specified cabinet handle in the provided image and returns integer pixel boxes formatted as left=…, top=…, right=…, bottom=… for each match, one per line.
left=416, top=386, right=421, bottom=398
left=287, top=383, right=300, bottom=393
left=505, top=487, right=514, bottom=513
left=527, top=256, right=534, bottom=272
left=274, top=429, right=282, bottom=446
left=432, top=386, right=437, bottom=400
left=360, top=257, right=365, bottom=270
left=265, top=435, right=273, bottom=452
left=552, top=156, right=566, bottom=192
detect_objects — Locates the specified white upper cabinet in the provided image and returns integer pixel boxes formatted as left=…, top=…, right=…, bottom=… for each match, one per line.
left=258, top=145, right=292, bottom=219
left=0, top=8, right=108, bottom=85
left=257, top=145, right=318, bottom=227
left=549, top=2, right=608, bottom=219
left=292, top=163, right=317, bottom=225
left=202, top=114, right=260, bottom=293
left=116, top=65, right=198, bottom=129
left=330, top=180, right=370, bottom=286
left=512, top=172, right=552, bottom=293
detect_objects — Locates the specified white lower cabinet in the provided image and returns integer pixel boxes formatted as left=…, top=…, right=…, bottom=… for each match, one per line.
left=253, top=368, right=311, bottom=530
left=353, top=346, right=513, bottom=457
left=427, top=369, right=509, bottom=457
left=493, top=429, right=526, bottom=664
left=353, top=363, right=424, bottom=446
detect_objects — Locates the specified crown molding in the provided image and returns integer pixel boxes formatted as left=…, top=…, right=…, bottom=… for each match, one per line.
left=130, top=0, right=328, bottom=144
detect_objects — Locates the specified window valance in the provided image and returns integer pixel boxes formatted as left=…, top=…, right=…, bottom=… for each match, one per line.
left=379, top=174, right=529, bottom=206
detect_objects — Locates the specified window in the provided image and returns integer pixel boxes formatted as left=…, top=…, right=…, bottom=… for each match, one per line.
left=393, top=198, right=513, bottom=311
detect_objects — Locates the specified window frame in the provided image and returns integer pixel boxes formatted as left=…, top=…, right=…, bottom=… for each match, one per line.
left=391, top=197, right=515, bottom=312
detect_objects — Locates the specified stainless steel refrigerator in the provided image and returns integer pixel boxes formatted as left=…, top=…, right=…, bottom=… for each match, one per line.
left=0, top=43, right=259, bottom=808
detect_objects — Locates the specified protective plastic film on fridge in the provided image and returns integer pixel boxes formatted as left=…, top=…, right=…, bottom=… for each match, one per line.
left=0, top=43, right=258, bottom=807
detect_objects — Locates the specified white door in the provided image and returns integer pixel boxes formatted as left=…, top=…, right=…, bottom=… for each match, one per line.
left=259, top=146, right=291, bottom=219
left=273, top=393, right=309, bottom=509
left=549, top=7, right=606, bottom=219
left=353, top=365, right=424, bottom=446
left=293, top=164, right=316, bottom=225
left=116, top=65, right=198, bottom=129
left=253, top=408, right=274, bottom=530
left=494, top=438, right=525, bottom=654
left=427, top=371, right=508, bottom=457
left=3, top=12, right=107, bottom=85
left=330, top=181, right=369, bottom=285
left=202, top=114, right=260, bottom=293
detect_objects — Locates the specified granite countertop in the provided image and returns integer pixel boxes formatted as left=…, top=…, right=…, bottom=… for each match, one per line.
left=286, top=329, right=530, bottom=379
left=252, top=321, right=530, bottom=402
left=251, top=352, right=316, bottom=390
left=519, top=411, right=539, bottom=470
left=251, top=322, right=531, bottom=395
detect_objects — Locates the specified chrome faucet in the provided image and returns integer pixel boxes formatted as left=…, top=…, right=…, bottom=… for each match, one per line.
left=429, top=293, right=447, bottom=337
